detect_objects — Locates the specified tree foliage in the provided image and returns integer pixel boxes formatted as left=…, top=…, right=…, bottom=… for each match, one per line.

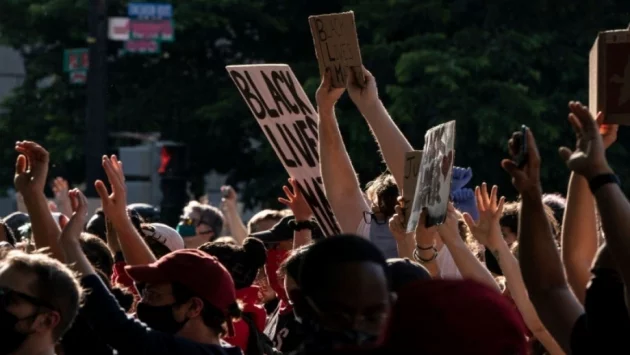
left=1, top=0, right=630, bottom=206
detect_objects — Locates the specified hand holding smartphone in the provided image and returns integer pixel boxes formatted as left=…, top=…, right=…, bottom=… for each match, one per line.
left=515, top=125, right=529, bottom=168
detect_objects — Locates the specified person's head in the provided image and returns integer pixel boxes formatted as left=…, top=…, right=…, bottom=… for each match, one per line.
left=365, top=172, right=398, bottom=220
left=500, top=201, right=559, bottom=246
left=125, top=249, right=239, bottom=340
left=0, top=219, right=17, bottom=246
left=298, top=235, right=391, bottom=348
left=543, top=194, right=566, bottom=239
left=0, top=250, right=82, bottom=354
left=128, top=203, right=160, bottom=223
left=3, top=212, right=30, bottom=243
left=198, top=237, right=267, bottom=290
left=180, top=201, right=225, bottom=248
left=140, top=223, right=185, bottom=259
left=79, top=233, right=114, bottom=278
left=247, top=209, right=289, bottom=234
left=380, top=279, right=528, bottom=354
left=278, top=245, right=311, bottom=305
left=386, top=258, right=431, bottom=293
left=86, top=209, right=106, bottom=242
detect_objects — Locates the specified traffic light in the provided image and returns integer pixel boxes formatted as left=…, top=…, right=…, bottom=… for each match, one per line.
left=158, top=143, right=189, bottom=227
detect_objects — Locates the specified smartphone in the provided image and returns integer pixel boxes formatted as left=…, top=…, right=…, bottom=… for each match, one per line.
left=515, top=125, right=529, bottom=168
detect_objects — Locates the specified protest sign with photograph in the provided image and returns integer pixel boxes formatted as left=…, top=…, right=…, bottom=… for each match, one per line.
left=308, top=11, right=364, bottom=88
left=406, top=121, right=456, bottom=232
left=590, top=28, right=630, bottom=124
left=226, top=64, right=341, bottom=236
left=402, top=151, right=422, bottom=225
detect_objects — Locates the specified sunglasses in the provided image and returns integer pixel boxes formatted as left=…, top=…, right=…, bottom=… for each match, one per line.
left=0, top=287, right=55, bottom=311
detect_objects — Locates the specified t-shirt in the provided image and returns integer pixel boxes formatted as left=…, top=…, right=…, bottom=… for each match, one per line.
left=81, top=274, right=242, bottom=355
left=435, top=245, right=462, bottom=279
left=570, top=266, right=630, bottom=354
left=356, top=215, right=398, bottom=259
left=264, top=302, right=303, bottom=353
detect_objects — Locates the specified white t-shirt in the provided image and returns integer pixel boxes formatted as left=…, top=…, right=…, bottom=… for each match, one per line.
left=436, top=245, right=462, bottom=279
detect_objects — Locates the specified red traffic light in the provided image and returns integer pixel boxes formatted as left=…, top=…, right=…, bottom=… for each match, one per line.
left=158, top=146, right=171, bottom=174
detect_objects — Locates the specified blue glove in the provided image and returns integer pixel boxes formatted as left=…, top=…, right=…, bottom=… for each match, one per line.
left=452, top=188, right=479, bottom=221
left=450, top=167, right=473, bottom=192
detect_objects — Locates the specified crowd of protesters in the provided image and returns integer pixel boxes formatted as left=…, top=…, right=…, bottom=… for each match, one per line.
left=1, top=65, right=628, bottom=355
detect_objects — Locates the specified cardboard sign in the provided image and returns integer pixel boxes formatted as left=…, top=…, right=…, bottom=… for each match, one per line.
left=402, top=151, right=423, bottom=225
left=308, top=11, right=364, bottom=88
left=406, top=121, right=456, bottom=232
left=226, top=64, right=342, bottom=237
left=589, top=29, right=630, bottom=124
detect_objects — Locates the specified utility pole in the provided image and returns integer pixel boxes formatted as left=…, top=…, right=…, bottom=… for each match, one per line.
left=85, top=0, right=108, bottom=196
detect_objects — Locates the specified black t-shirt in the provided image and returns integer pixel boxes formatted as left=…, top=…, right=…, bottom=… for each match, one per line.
left=570, top=267, right=630, bottom=354
left=264, top=303, right=303, bottom=353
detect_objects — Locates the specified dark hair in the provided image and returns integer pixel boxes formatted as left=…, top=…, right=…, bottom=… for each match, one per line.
left=86, top=209, right=106, bottom=242
left=365, top=172, right=399, bottom=218
left=543, top=194, right=566, bottom=230
left=279, top=244, right=311, bottom=282
left=128, top=208, right=145, bottom=234
left=80, top=233, right=114, bottom=278
left=1, top=220, right=17, bottom=246
left=500, top=201, right=560, bottom=241
left=387, top=258, right=431, bottom=293
left=198, top=237, right=266, bottom=289
left=300, top=234, right=390, bottom=301
left=171, top=282, right=241, bottom=337
left=112, top=286, right=135, bottom=313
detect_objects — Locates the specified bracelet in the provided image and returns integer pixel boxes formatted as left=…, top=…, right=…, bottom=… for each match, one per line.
left=413, top=246, right=438, bottom=264
left=589, top=173, right=620, bottom=194
left=416, top=243, right=435, bottom=251
left=289, top=220, right=316, bottom=231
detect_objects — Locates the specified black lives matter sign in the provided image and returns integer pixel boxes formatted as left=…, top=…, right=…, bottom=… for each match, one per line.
left=309, top=11, right=364, bottom=88
left=226, top=64, right=341, bottom=236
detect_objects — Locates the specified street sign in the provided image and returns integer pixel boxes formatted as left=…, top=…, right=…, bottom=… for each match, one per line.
left=63, top=48, right=89, bottom=72
left=130, top=19, right=174, bottom=42
left=123, top=39, right=161, bottom=54
left=128, top=3, right=172, bottom=19
left=108, top=17, right=130, bottom=41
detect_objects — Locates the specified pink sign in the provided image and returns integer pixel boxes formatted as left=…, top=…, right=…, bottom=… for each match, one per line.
left=130, top=20, right=174, bottom=41
left=124, top=39, right=161, bottom=53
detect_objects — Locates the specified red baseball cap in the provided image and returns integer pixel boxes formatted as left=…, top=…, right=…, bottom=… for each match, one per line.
left=380, top=279, right=528, bottom=355
left=126, top=249, right=236, bottom=316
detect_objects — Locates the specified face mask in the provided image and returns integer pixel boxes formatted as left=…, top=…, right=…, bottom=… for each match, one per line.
left=136, top=302, right=187, bottom=334
left=0, top=308, right=34, bottom=354
left=303, top=319, right=379, bottom=350
left=264, top=249, right=290, bottom=302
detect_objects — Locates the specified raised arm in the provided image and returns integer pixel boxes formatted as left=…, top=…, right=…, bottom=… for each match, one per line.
left=502, top=128, right=582, bottom=353
left=317, top=70, right=370, bottom=234
left=220, top=186, right=248, bottom=245
left=14, top=141, right=64, bottom=261
left=347, top=67, right=413, bottom=186
left=95, top=156, right=156, bottom=265
left=278, top=178, right=313, bottom=249
left=559, top=102, right=630, bottom=315
left=438, top=202, right=499, bottom=291
left=464, top=184, right=564, bottom=355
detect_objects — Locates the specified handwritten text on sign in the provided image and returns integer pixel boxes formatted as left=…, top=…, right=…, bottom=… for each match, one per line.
left=227, top=64, right=341, bottom=236
left=309, top=11, right=364, bottom=88
left=402, top=151, right=423, bottom=225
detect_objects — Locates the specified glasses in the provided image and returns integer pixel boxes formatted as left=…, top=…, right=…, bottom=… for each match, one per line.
left=0, top=287, right=55, bottom=311
left=362, top=212, right=387, bottom=225
left=180, top=218, right=214, bottom=235
left=306, top=296, right=388, bottom=327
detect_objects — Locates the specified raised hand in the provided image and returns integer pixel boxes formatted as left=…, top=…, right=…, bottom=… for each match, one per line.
left=60, top=189, right=89, bottom=244
left=463, top=183, right=506, bottom=249
left=14, top=141, right=50, bottom=195
left=389, top=204, right=413, bottom=243
left=94, top=156, right=128, bottom=223
left=436, top=202, right=461, bottom=243
left=450, top=167, right=473, bottom=192
left=558, top=102, right=613, bottom=180
left=220, top=185, right=238, bottom=209
left=316, top=69, right=346, bottom=111
left=278, top=178, right=313, bottom=221
left=346, top=66, right=379, bottom=110
left=501, top=128, right=542, bottom=196
left=52, top=177, right=72, bottom=217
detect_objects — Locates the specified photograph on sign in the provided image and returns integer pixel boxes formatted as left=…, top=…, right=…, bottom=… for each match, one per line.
left=226, top=64, right=341, bottom=237
left=308, top=11, right=364, bottom=88
left=108, top=17, right=130, bottom=41
left=407, top=121, right=456, bottom=232
left=402, top=151, right=423, bottom=225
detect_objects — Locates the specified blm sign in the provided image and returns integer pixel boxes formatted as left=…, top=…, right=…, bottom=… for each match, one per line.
left=407, top=121, right=456, bottom=232
left=402, top=151, right=423, bottom=225
left=226, top=64, right=341, bottom=237
left=309, top=11, right=364, bottom=88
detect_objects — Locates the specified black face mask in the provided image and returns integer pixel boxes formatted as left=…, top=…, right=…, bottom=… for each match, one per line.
left=0, top=307, right=35, bottom=354
left=136, top=302, right=188, bottom=334
left=302, top=319, right=379, bottom=351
